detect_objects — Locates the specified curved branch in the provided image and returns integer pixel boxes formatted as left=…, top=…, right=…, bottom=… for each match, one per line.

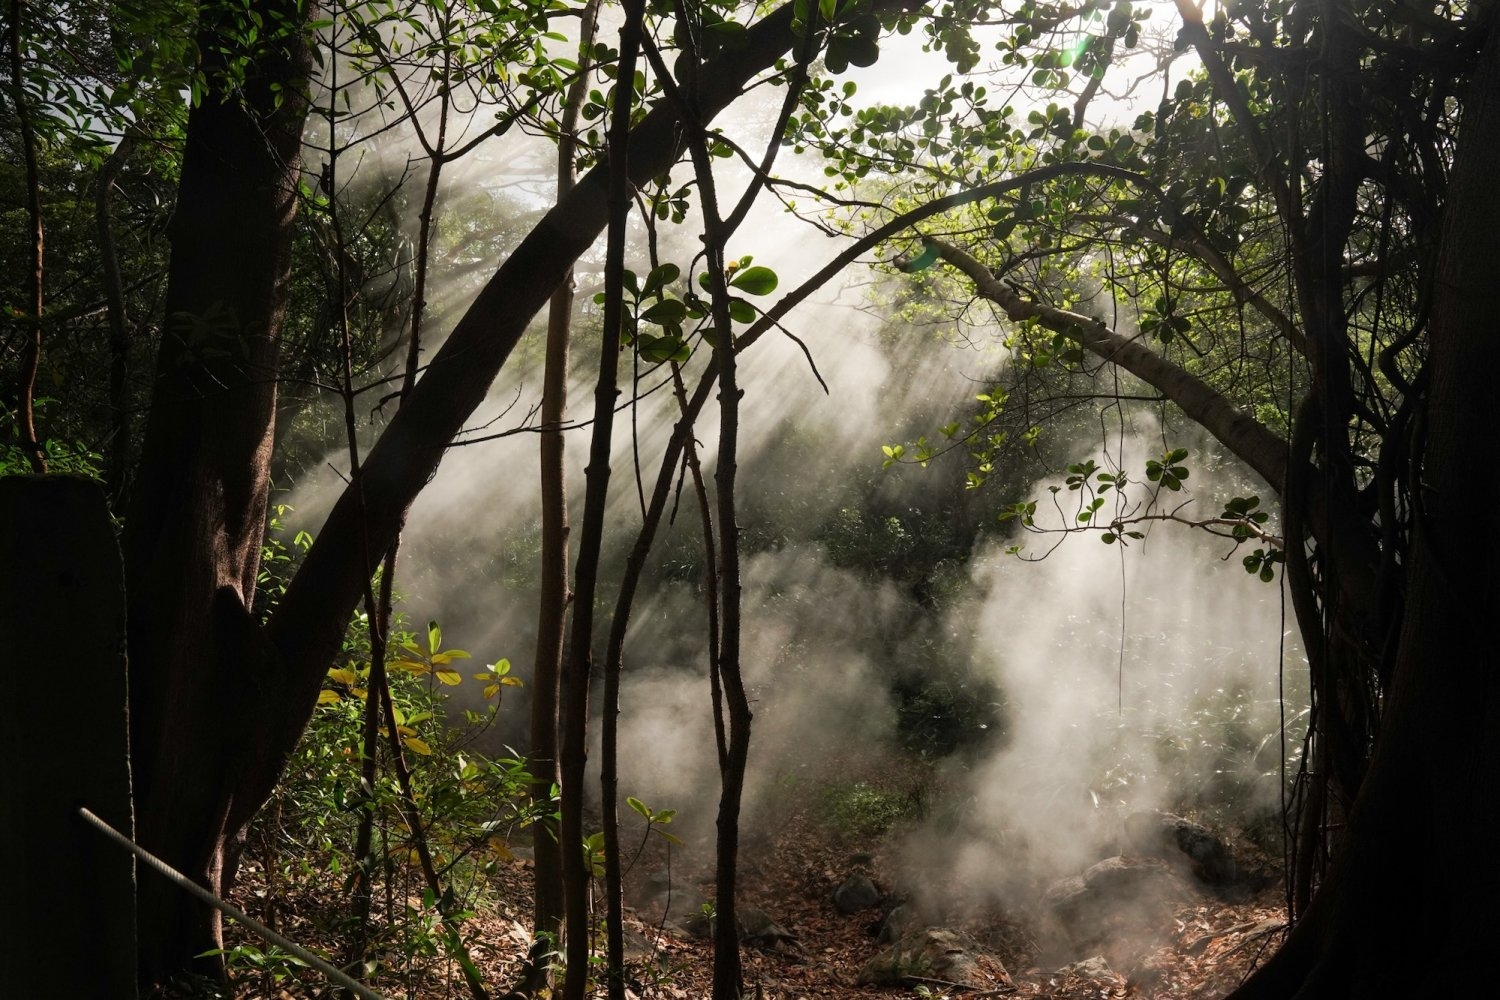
left=1094, top=213, right=1307, bottom=357
left=932, top=238, right=1291, bottom=494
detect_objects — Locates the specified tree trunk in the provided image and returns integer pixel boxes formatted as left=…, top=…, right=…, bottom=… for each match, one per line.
left=683, top=120, right=751, bottom=1000
left=558, top=4, right=645, bottom=992
left=122, top=0, right=315, bottom=983
left=526, top=4, right=600, bottom=983
left=97, top=132, right=139, bottom=508
left=1228, top=14, right=1500, bottom=997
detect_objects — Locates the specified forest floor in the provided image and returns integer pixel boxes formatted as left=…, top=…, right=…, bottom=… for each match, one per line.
left=222, top=756, right=1289, bottom=1000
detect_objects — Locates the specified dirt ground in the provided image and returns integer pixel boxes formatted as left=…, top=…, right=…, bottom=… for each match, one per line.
left=220, top=762, right=1290, bottom=1000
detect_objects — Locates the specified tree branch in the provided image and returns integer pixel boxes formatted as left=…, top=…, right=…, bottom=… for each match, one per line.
left=931, top=238, right=1290, bottom=494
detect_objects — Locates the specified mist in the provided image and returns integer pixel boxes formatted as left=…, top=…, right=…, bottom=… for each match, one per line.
left=901, top=426, right=1305, bottom=912
left=274, top=27, right=1308, bottom=932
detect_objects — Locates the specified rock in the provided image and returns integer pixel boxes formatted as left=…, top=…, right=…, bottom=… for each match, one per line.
left=856, top=928, right=1007, bottom=988
left=873, top=903, right=917, bottom=944
left=1055, top=955, right=1124, bottom=983
left=1042, top=856, right=1191, bottom=961
left=631, top=872, right=709, bottom=935
left=683, top=910, right=712, bottom=939
left=832, top=874, right=883, bottom=914
left=738, top=906, right=800, bottom=949
left=1124, top=811, right=1242, bottom=885
left=684, top=906, right=799, bottom=950
left=621, top=925, right=658, bottom=962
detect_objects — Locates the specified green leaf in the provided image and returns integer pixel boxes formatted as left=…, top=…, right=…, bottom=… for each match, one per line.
left=427, top=620, right=441, bottom=654
left=729, top=265, right=778, bottom=295
left=643, top=263, right=680, bottom=295
left=728, top=298, right=756, bottom=324
left=639, top=334, right=691, bottom=364
left=826, top=35, right=880, bottom=73
left=640, top=299, right=688, bottom=324
left=627, top=796, right=651, bottom=819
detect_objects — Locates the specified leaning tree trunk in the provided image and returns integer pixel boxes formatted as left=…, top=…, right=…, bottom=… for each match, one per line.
left=119, top=0, right=920, bottom=987
left=1228, top=15, right=1500, bottom=998
left=122, top=0, right=315, bottom=983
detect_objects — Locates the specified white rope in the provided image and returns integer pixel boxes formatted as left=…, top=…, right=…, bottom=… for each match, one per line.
left=76, top=806, right=388, bottom=1000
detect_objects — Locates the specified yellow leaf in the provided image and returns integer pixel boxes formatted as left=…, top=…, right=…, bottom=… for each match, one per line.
left=430, top=649, right=471, bottom=665
left=317, top=689, right=341, bottom=705
left=434, top=668, right=462, bottom=686
left=500, top=676, right=524, bottom=687
left=487, top=837, right=514, bottom=861
left=403, top=736, right=433, bottom=756
left=483, top=684, right=501, bottom=700
left=326, top=668, right=357, bottom=686
left=396, top=724, right=416, bottom=736
left=392, top=659, right=430, bottom=674
left=472, top=671, right=495, bottom=681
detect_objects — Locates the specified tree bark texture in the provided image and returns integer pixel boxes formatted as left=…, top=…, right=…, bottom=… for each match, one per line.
left=1228, top=13, right=1500, bottom=998
left=122, top=0, right=316, bottom=981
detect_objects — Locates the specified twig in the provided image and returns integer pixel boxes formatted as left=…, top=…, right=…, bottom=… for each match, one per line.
left=900, top=975, right=1018, bottom=996
left=76, top=807, right=387, bottom=1000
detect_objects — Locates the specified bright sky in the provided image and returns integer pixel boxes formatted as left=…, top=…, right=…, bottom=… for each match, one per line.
left=843, top=5, right=1197, bottom=128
